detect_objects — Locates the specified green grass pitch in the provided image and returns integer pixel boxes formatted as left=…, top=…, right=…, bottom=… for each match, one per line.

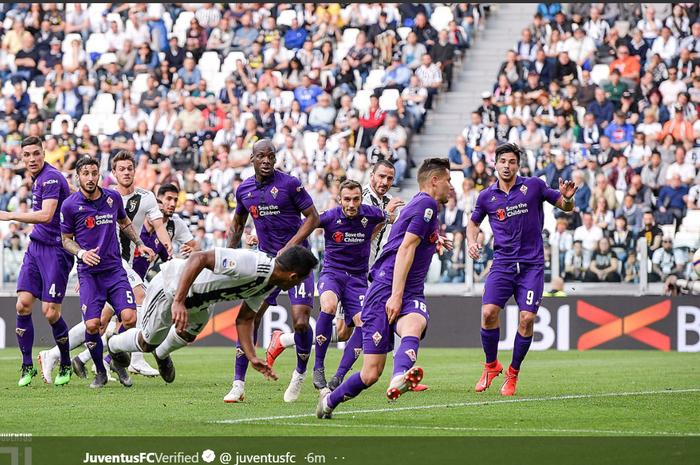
left=1, top=347, right=698, bottom=436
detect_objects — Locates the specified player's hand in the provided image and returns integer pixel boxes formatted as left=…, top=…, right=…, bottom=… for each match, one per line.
left=82, top=247, right=101, bottom=266
left=250, top=357, right=278, bottom=381
left=436, top=235, right=453, bottom=256
left=245, top=235, right=259, bottom=247
left=467, top=241, right=482, bottom=260
left=386, top=197, right=405, bottom=213
left=386, top=294, right=403, bottom=324
left=164, top=241, right=173, bottom=259
left=276, top=245, right=289, bottom=257
left=180, top=243, right=194, bottom=257
left=74, top=281, right=81, bottom=293
left=171, top=300, right=189, bottom=333
left=139, top=244, right=156, bottom=262
left=558, top=178, right=578, bottom=199
left=0, top=211, right=11, bottom=221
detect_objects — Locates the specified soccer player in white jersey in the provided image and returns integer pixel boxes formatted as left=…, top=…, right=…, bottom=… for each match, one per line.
left=106, top=246, right=318, bottom=387
left=39, top=152, right=173, bottom=384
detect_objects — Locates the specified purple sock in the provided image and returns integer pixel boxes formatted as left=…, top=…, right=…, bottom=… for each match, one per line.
left=295, top=327, right=312, bottom=374
left=234, top=328, right=259, bottom=382
left=481, top=327, right=500, bottom=364
left=103, top=355, right=112, bottom=365
left=314, top=312, right=334, bottom=371
left=16, top=314, right=34, bottom=366
left=50, top=317, right=70, bottom=365
left=335, top=326, right=362, bottom=379
left=511, top=332, right=533, bottom=371
left=85, top=332, right=106, bottom=374
left=327, top=372, right=368, bottom=409
left=392, top=335, right=420, bottom=377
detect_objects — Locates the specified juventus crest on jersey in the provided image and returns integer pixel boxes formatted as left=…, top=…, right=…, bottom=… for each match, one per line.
left=119, top=188, right=163, bottom=265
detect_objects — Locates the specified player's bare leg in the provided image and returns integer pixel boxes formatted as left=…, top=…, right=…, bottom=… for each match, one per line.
left=476, top=304, right=504, bottom=392
left=502, top=310, right=535, bottom=396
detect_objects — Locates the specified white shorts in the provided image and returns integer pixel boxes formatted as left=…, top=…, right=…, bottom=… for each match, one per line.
left=122, top=258, right=145, bottom=290
left=140, top=273, right=213, bottom=345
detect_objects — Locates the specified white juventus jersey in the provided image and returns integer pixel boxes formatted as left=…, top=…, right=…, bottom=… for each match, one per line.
left=362, top=185, right=398, bottom=266
left=159, top=248, right=276, bottom=314
left=120, top=188, right=162, bottom=265
left=167, top=214, right=195, bottom=246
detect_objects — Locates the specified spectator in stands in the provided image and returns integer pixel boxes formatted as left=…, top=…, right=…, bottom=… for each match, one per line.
left=564, top=26, right=596, bottom=71
left=553, top=50, right=578, bottom=85
left=207, top=17, right=235, bottom=58
left=293, top=75, right=323, bottom=113
left=605, top=110, right=634, bottom=151
left=588, top=87, right=615, bottom=129
left=550, top=217, right=573, bottom=263
left=608, top=154, right=635, bottom=191
left=376, top=54, right=412, bottom=97
left=616, top=194, right=643, bottom=236
left=415, top=53, right=443, bottom=111
left=651, top=236, right=687, bottom=282
left=656, top=173, right=689, bottom=226
left=359, top=94, right=386, bottom=140
left=284, top=18, right=307, bottom=51
left=498, top=50, right=526, bottom=90
left=412, top=13, right=437, bottom=48
left=374, top=114, right=408, bottom=163
left=402, top=31, right=427, bottom=71
left=306, top=93, right=336, bottom=133
left=449, top=135, right=472, bottom=178
left=564, top=240, right=590, bottom=282
left=584, top=237, right=622, bottom=282
left=535, top=152, right=572, bottom=188
left=590, top=172, right=619, bottom=211
left=666, top=146, right=696, bottom=185
left=346, top=152, right=372, bottom=187
left=639, top=151, right=666, bottom=195
left=659, top=67, right=687, bottom=105
left=309, top=178, right=332, bottom=212
left=401, top=74, right=428, bottom=127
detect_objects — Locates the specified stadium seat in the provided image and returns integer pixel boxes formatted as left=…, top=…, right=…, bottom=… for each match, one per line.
left=131, top=74, right=150, bottom=101
left=674, top=231, right=699, bottom=249
left=76, top=117, right=100, bottom=136
left=62, top=33, right=83, bottom=53
left=102, top=113, right=122, bottom=135
left=1, top=80, right=14, bottom=98
left=174, top=11, right=195, bottom=31
left=575, top=106, right=586, bottom=125
left=449, top=170, right=465, bottom=192
left=397, top=27, right=412, bottom=42
left=199, top=51, right=222, bottom=74
left=335, top=43, right=351, bottom=61
left=27, top=88, right=45, bottom=108
left=590, top=64, right=610, bottom=85
left=85, top=33, right=109, bottom=54
left=51, top=115, right=75, bottom=135
left=280, top=91, right=295, bottom=109
left=342, top=28, right=360, bottom=47
left=430, top=6, right=454, bottom=31
left=277, top=9, right=297, bottom=27
left=614, top=190, right=625, bottom=206
left=207, top=72, right=227, bottom=93
left=352, top=90, right=373, bottom=113
left=363, top=69, right=386, bottom=91
left=96, top=52, right=117, bottom=67
left=222, top=51, right=246, bottom=75
left=379, top=89, right=400, bottom=111
left=163, top=12, right=173, bottom=33
left=90, top=94, right=116, bottom=116
left=614, top=21, right=631, bottom=38
left=106, top=14, right=123, bottom=32
left=303, top=131, right=320, bottom=156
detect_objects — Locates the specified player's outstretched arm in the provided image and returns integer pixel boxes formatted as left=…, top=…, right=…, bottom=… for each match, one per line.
left=278, top=205, right=320, bottom=256
left=228, top=212, right=248, bottom=249
left=466, top=219, right=482, bottom=260
left=151, top=217, right=174, bottom=259
left=171, top=250, right=217, bottom=331
left=236, top=301, right=277, bottom=381
left=0, top=198, right=58, bottom=224
left=555, top=178, right=578, bottom=212
left=118, top=217, right=155, bottom=261
left=387, top=232, right=421, bottom=324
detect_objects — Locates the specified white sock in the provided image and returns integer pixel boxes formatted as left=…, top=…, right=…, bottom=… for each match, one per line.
left=108, top=328, right=142, bottom=353
left=280, top=332, right=296, bottom=348
left=131, top=351, right=147, bottom=364
left=393, top=334, right=402, bottom=356
left=135, top=305, right=144, bottom=329
left=331, top=325, right=339, bottom=344
left=154, top=326, right=188, bottom=358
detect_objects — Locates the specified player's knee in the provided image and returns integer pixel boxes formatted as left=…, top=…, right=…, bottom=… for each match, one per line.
left=85, top=320, right=101, bottom=334
left=293, top=320, right=310, bottom=333
left=15, top=297, right=33, bottom=315
left=337, top=325, right=352, bottom=342
left=519, top=311, right=536, bottom=330
left=482, top=306, right=500, bottom=327
left=361, top=370, right=380, bottom=386
left=42, top=304, right=61, bottom=324
left=141, top=342, right=156, bottom=353
left=121, top=311, right=137, bottom=329
left=320, top=305, right=337, bottom=316
left=177, top=331, right=197, bottom=343
left=133, top=286, right=146, bottom=305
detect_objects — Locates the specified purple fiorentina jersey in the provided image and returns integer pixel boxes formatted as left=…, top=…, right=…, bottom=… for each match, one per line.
left=471, top=176, right=561, bottom=264
left=60, top=187, right=127, bottom=274
left=319, top=204, right=389, bottom=274
left=30, top=163, right=71, bottom=246
left=370, top=192, right=439, bottom=294
left=234, top=170, right=314, bottom=255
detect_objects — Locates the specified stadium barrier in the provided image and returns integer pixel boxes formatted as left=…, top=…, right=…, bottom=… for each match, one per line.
left=0, top=296, right=698, bottom=352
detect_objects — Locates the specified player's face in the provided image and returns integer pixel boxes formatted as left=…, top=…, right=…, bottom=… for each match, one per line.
left=433, top=170, right=452, bottom=204
left=20, top=144, right=45, bottom=177
left=370, top=166, right=395, bottom=196
left=78, top=165, right=100, bottom=195
left=496, top=153, right=519, bottom=182
left=113, top=160, right=135, bottom=188
left=159, top=192, right=178, bottom=217
left=280, top=271, right=311, bottom=291
left=339, top=187, right=362, bottom=219
left=252, top=148, right=275, bottom=179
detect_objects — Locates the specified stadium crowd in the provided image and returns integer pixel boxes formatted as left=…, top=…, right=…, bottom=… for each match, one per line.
left=440, top=2, right=700, bottom=288
left=0, top=3, right=485, bottom=283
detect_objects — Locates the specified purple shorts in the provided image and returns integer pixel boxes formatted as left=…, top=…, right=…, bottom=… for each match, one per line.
left=17, top=241, right=74, bottom=304
left=361, top=280, right=429, bottom=355
left=318, top=270, right=367, bottom=327
left=483, top=262, right=545, bottom=313
left=78, top=266, right=135, bottom=322
left=265, top=270, right=314, bottom=307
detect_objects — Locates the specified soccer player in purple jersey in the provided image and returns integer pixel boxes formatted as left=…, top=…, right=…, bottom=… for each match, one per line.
left=317, top=159, right=453, bottom=419
left=467, top=143, right=577, bottom=396
left=0, top=137, right=75, bottom=387
left=60, top=157, right=155, bottom=388
left=311, top=180, right=392, bottom=390
left=226, top=139, right=320, bottom=403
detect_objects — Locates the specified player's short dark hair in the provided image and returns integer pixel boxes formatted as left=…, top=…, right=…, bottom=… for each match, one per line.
left=276, top=245, right=319, bottom=276
left=111, top=150, right=135, bottom=170
left=573, top=240, right=583, bottom=246
left=339, top=180, right=362, bottom=196
left=416, top=158, right=450, bottom=186
left=158, top=184, right=180, bottom=197
left=495, top=143, right=523, bottom=164
left=372, top=159, right=395, bottom=173
left=252, top=138, right=275, bottom=155
left=21, top=136, right=44, bottom=149
left=75, top=156, right=99, bottom=173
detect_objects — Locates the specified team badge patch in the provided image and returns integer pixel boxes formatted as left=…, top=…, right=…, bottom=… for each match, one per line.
left=270, top=187, right=279, bottom=199
left=336, top=219, right=342, bottom=225
left=57, top=337, right=68, bottom=344
left=86, top=342, right=97, bottom=350
left=332, top=231, right=344, bottom=243
left=247, top=192, right=252, bottom=198
left=496, top=208, right=506, bottom=221
left=423, top=208, right=433, bottom=222
left=81, top=304, right=87, bottom=314
left=128, top=198, right=137, bottom=212
left=85, top=217, right=96, bottom=229
left=298, top=353, right=309, bottom=361
left=361, top=217, right=368, bottom=228
left=520, top=185, right=528, bottom=195
left=107, top=197, right=114, bottom=208
left=235, top=347, right=245, bottom=358
left=354, top=348, right=363, bottom=359
left=78, top=206, right=84, bottom=211
left=372, top=331, right=382, bottom=346
left=491, top=196, right=496, bottom=202
left=316, top=335, right=328, bottom=346
left=405, top=349, right=417, bottom=362
left=15, top=328, right=26, bottom=337
left=430, top=230, right=439, bottom=243
left=319, top=282, right=325, bottom=290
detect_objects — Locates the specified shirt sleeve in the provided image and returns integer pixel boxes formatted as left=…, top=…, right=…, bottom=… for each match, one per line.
left=173, top=216, right=195, bottom=245
left=244, top=288, right=274, bottom=314
left=114, top=193, right=127, bottom=220
left=406, top=197, right=436, bottom=239
left=144, top=192, right=163, bottom=221
left=41, top=174, right=63, bottom=201
left=234, top=187, right=247, bottom=217
left=536, top=177, right=563, bottom=205
left=288, top=175, right=314, bottom=213
left=368, top=205, right=390, bottom=224
left=470, top=189, right=487, bottom=224
left=59, top=201, right=74, bottom=235
left=318, top=210, right=331, bottom=229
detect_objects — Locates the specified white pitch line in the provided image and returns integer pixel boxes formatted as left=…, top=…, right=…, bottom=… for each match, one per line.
left=245, top=421, right=700, bottom=437
left=213, top=388, right=700, bottom=424
left=0, top=357, right=21, bottom=360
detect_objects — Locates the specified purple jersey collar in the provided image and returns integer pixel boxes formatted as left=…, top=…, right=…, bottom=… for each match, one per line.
left=489, top=175, right=524, bottom=194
